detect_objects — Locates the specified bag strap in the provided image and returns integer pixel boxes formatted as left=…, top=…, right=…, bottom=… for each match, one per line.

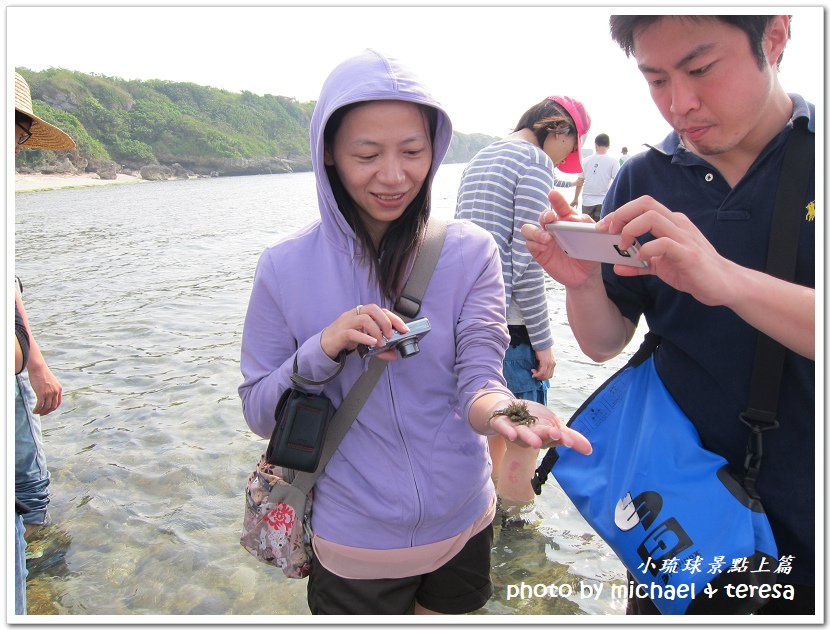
left=290, top=219, right=448, bottom=495
left=290, top=352, right=346, bottom=389
left=740, top=119, right=813, bottom=498
left=531, top=331, right=661, bottom=494
left=395, top=219, right=447, bottom=320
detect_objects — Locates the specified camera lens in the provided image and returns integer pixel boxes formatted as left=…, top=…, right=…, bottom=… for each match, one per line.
left=397, top=338, right=420, bottom=358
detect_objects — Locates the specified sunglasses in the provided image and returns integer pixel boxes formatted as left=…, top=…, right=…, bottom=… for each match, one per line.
left=16, top=122, right=32, bottom=145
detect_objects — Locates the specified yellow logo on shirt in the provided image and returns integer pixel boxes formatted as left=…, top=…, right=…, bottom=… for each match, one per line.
left=806, top=200, right=815, bottom=222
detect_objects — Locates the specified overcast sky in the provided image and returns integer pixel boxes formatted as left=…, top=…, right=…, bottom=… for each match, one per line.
left=6, top=4, right=825, bottom=158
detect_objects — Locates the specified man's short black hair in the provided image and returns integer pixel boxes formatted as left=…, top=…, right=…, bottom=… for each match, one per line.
left=595, top=133, right=610, bottom=147
left=608, top=15, right=790, bottom=69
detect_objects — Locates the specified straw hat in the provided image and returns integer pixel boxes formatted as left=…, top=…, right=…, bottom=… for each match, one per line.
left=14, top=72, right=76, bottom=150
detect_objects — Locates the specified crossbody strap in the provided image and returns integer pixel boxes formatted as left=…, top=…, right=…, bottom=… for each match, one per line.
left=396, top=219, right=447, bottom=320
left=740, top=120, right=814, bottom=497
left=291, top=219, right=448, bottom=494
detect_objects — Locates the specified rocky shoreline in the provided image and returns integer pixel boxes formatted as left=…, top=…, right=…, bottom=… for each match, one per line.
left=15, top=155, right=315, bottom=192
left=15, top=172, right=148, bottom=192
left=15, top=153, right=313, bottom=191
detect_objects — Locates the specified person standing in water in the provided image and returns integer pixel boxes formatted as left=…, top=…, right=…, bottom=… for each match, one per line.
left=239, top=50, right=592, bottom=615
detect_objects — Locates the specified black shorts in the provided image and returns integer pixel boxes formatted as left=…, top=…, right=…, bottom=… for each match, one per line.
left=582, top=204, right=603, bottom=222
left=307, top=523, right=494, bottom=614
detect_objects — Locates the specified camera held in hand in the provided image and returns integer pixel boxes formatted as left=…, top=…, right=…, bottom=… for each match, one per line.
left=357, top=317, right=431, bottom=359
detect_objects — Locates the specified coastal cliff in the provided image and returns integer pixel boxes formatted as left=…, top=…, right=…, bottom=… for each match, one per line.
left=15, top=68, right=497, bottom=181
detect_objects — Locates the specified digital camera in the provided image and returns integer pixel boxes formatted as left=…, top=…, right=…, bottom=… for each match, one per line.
left=357, top=317, right=431, bottom=359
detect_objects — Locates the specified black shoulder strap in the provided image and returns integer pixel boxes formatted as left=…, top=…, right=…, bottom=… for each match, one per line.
left=740, top=120, right=814, bottom=496
left=532, top=331, right=661, bottom=494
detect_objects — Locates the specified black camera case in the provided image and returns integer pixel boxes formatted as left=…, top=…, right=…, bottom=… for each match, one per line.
left=266, top=387, right=335, bottom=473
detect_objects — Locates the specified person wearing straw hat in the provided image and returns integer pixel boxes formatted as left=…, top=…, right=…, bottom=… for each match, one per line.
left=14, top=71, right=76, bottom=153
left=13, top=71, right=74, bottom=615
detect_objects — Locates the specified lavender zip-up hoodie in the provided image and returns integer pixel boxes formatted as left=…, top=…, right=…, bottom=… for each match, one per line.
left=239, top=50, right=511, bottom=550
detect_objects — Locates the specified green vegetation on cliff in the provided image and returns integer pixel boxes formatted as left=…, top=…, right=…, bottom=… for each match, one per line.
left=15, top=67, right=496, bottom=176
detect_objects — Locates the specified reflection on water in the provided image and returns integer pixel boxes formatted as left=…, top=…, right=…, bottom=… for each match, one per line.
left=15, top=167, right=632, bottom=616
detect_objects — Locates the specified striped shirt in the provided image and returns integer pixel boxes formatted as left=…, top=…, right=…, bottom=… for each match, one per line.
left=454, top=139, right=554, bottom=351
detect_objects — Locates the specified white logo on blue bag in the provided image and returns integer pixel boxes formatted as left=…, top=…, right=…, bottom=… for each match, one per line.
left=616, top=490, right=693, bottom=580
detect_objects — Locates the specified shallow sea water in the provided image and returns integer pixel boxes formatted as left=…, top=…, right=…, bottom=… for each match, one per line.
left=14, top=164, right=641, bottom=618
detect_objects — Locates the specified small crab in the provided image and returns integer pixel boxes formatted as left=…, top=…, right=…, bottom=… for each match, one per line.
left=489, top=400, right=538, bottom=426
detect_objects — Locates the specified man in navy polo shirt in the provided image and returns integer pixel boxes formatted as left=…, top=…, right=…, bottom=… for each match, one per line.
left=522, top=15, right=815, bottom=615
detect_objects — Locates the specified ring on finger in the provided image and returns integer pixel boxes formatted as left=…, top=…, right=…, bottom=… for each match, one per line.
left=356, top=304, right=362, bottom=316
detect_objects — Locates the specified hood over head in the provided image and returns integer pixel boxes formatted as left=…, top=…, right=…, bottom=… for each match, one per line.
left=310, top=49, right=453, bottom=248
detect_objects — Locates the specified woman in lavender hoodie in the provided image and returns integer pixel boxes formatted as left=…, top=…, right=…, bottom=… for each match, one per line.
left=239, top=50, right=591, bottom=615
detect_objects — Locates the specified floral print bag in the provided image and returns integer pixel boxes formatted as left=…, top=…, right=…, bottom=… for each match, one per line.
left=239, top=361, right=386, bottom=579
left=241, top=455, right=314, bottom=578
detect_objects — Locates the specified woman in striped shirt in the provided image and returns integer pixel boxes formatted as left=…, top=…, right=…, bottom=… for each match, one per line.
left=454, top=96, right=590, bottom=512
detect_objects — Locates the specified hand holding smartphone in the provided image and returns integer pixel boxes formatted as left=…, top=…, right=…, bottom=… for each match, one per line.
left=545, top=221, right=648, bottom=268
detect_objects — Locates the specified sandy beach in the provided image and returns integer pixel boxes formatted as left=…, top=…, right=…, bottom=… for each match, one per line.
left=15, top=171, right=147, bottom=193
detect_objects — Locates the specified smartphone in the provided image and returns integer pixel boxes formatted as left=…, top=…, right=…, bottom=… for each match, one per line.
left=546, top=221, right=648, bottom=268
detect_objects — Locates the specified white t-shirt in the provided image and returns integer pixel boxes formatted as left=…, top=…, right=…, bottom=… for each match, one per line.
left=580, top=153, right=620, bottom=206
